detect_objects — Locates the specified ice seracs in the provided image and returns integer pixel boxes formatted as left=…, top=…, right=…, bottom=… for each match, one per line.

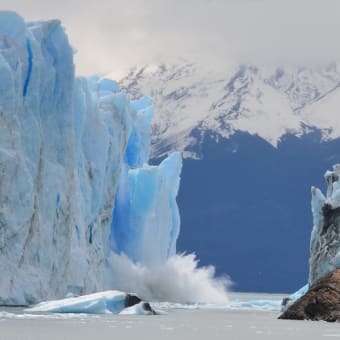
left=0, top=11, right=182, bottom=305
left=111, top=152, right=181, bottom=266
left=309, top=164, right=340, bottom=285
left=280, top=166, right=340, bottom=321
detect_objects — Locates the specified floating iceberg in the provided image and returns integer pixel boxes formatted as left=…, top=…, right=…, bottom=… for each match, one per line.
left=111, top=153, right=181, bottom=266
left=0, top=11, right=182, bottom=305
left=25, top=290, right=156, bottom=315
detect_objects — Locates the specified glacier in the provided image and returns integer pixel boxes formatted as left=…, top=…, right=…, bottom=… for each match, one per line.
left=281, top=164, right=340, bottom=314
left=0, top=11, right=184, bottom=305
left=309, top=164, right=340, bottom=285
left=281, top=284, right=309, bottom=312
left=26, top=291, right=130, bottom=314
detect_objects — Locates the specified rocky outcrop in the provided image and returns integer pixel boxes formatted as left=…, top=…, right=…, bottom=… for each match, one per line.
left=279, top=165, right=340, bottom=322
left=279, top=269, right=340, bottom=322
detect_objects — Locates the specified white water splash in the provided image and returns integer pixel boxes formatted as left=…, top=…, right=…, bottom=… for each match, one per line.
left=105, top=253, right=231, bottom=304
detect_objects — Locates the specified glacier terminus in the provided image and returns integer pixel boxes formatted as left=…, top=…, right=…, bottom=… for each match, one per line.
left=0, top=11, right=187, bottom=305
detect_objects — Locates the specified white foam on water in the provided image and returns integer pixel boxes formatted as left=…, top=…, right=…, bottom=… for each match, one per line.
left=107, top=253, right=231, bottom=304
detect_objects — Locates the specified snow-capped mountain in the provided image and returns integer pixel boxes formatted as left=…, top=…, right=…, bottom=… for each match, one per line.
left=120, top=62, right=340, bottom=159
left=120, top=61, right=340, bottom=293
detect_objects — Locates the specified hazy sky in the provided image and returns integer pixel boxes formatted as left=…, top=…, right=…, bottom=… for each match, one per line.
left=1, top=0, right=340, bottom=78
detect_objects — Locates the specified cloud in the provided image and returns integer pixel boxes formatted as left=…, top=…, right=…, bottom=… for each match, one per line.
left=2, top=0, right=340, bottom=77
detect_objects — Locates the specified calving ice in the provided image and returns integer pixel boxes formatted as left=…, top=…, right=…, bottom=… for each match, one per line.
left=0, top=11, right=228, bottom=306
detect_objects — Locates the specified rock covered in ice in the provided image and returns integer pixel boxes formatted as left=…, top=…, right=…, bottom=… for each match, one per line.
left=0, top=12, right=182, bottom=305
left=309, top=164, right=340, bottom=285
left=26, top=290, right=155, bottom=315
left=279, top=165, right=340, bottom=321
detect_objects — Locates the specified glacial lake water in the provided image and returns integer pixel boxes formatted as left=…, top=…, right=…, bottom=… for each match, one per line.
left=1, top=292, right=340, bottom=340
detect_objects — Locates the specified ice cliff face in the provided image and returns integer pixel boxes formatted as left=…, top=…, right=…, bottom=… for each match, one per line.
left=0, top=12, right=181, bottom=305
left=310, top=165, right=340, bottom=285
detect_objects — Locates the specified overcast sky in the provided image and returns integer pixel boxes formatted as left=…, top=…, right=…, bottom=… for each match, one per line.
left=1, top=0, right=340, bottom=78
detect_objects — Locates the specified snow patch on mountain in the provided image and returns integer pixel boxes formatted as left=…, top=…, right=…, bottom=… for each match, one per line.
left=120, top=62, right=340, bottom=158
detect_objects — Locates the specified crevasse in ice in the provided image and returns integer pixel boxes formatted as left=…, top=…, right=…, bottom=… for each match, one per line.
left=309, top=164, right=340, bottom=285
left=0, top=11, right=182, bottom=305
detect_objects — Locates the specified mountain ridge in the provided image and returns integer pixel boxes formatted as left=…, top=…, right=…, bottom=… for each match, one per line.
left=120, top=61, right=340, bottom=159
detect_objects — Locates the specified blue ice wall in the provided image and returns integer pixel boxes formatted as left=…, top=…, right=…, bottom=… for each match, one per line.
left=111, top=94, right=182, bottom=266
left=0, top=11, right=182, bottom=304
left=125, top=96, right=153, bottom=168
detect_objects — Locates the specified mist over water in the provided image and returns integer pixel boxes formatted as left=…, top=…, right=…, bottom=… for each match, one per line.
left=106, top=253, right=231, bottom=304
